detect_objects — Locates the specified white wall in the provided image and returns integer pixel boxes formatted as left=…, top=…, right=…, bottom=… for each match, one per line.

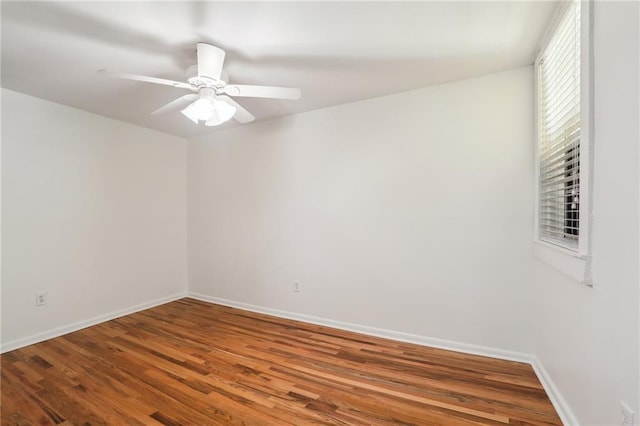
left=533, top=2, right=640, bottom=425
left=1, top=89, right=188, bottom=349
left=188, top=67, right=537, bottom=354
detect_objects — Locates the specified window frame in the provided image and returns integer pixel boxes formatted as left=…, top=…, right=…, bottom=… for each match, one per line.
left=533, top=0, right=594, bottom=285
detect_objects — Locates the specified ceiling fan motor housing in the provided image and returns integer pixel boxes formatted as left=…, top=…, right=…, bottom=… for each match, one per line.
left=186, top=65, right=225, bottom=89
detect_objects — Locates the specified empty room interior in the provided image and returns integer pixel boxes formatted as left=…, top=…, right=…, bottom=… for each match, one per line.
left=1, top=1, right=638, bottom=425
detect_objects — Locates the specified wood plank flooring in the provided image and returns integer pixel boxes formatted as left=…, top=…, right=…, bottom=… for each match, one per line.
left=1, top=298, right=562, bottom=425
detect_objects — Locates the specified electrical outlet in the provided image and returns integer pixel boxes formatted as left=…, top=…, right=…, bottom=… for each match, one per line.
left=621, top=401, right=635, bottom=425
left=293, top=281, right=301, bottom=293
left=35, top=292, right=47, bottom=306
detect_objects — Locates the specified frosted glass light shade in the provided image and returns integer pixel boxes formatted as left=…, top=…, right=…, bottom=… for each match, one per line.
left=181, top=98, right=215, bottom=123
left=214, top=99, right=236, bottom=122
left=204, top=110, right=222, bottom=126
left=181, top=96, right=236, bottom=126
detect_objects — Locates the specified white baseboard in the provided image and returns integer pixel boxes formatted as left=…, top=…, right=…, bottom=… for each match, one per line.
left=0, top=291, right=188, bottom=353
left=530, top=356, right=579, bottom=425
left=187, top=292, right=532, bottom=363
left=187, top=292, right=578, bottom=426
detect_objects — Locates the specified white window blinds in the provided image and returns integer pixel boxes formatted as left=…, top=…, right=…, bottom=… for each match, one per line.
left=538, top=0, right=581, bottom=250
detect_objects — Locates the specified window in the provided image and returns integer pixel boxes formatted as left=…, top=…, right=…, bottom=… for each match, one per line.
left=534, top=0, right=592, bottom=283
left=537, top=0, right=582, bottom=250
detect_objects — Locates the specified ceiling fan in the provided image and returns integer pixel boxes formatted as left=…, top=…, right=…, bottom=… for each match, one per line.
left=98, top=43, right=301, bottom=126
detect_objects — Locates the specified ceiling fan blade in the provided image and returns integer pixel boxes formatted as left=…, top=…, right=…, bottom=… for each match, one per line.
left=222, top=84, right=301, bottom=100
left=197, top=43, right=225, bottom=81
left=98, top=69, right=192, bottom=90
left=151, top=94, right=199, bottom=115
left=217, top=95, right=255, bottom=123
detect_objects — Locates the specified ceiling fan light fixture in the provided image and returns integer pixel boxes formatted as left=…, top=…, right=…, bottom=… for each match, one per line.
left=181, top=91, right=236, bottom=126
left=213, top=98, right=236, bottom=122
left=181, top=98, right=213, bottom=123
left=204, top=110, right=223, bottom=127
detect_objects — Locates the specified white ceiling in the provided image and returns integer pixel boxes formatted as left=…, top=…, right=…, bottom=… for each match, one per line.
left=1, top=1, right=558, bottom=138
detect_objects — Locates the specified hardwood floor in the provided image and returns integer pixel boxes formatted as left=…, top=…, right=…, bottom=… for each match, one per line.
left=1, top=298, right=562, bottom=425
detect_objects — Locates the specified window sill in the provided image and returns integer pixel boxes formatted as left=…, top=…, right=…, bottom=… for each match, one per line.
left=533, top=241, right=593, bottom=286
